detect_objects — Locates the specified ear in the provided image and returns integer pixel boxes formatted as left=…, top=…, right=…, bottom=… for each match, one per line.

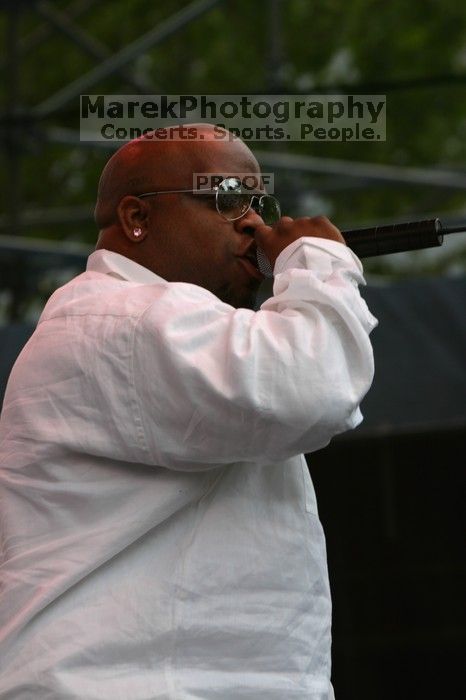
left=116, top=195, right=151, bottom=243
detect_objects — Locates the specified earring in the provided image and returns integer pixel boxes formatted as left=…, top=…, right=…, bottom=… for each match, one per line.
left=133, top=228, right=142, bottom=238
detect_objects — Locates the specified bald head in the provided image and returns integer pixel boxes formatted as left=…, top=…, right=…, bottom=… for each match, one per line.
left=94, top=124, right=258, bottom=230
left=92, top=124, right=266, bottom=309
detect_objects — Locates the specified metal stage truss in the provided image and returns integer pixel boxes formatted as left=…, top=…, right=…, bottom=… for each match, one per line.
left=1, top=0, right=465, bottom=309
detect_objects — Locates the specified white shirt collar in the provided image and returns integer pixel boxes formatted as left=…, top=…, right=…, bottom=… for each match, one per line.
left=86, top=249, right=164, bottom=285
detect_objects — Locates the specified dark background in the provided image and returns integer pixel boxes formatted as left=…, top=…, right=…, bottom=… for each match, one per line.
left=312, top=429, right=464, bottom=700
left=310, top=277, right=466, bottom=699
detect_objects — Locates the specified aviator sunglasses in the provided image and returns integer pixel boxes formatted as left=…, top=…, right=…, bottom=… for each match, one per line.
left=137, top=176, right=281, bottom=226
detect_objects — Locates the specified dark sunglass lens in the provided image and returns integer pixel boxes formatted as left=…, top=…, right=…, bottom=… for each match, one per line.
left=259, top=196, right=281, bottom=225
left=220, top=177, right=241, bottom=192
left=218, top=193, right=251, bottom=217
left=217, top=177, right=250, bottom=218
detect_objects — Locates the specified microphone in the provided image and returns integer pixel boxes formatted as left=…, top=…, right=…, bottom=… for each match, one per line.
left=256, top=218, right=466, bottom=278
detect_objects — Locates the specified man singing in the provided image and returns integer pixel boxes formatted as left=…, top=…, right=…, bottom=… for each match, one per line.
left=0, top=125, right=377, bottom=699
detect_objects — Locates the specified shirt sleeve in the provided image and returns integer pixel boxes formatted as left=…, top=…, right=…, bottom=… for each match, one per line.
left=131, top=237, right=378, bottom=471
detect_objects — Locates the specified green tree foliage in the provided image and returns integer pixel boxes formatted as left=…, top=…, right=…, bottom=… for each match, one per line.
left=1, top=0, right=466, bottom=277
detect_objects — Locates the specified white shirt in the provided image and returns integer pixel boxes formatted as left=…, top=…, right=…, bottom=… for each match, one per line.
left=0, top=239, right=377, bottom=699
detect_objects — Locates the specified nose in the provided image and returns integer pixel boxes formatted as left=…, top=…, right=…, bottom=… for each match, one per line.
left=233, top=202, right=265, bottom=237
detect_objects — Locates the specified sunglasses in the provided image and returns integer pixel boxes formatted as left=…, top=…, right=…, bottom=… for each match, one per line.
left=137, top=176, right=281, bottom=226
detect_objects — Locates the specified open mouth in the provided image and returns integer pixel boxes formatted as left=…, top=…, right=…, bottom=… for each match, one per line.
left=243, top=250, right=259, bottom=269
left=239, top=250, right=264, bottom=280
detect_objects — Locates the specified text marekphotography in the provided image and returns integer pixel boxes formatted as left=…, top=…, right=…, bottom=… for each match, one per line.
left=80, top=94, right=386, bottom=142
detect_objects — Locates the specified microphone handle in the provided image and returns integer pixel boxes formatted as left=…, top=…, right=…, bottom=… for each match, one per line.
left=342, top=218, right=443, bottom=258
left=256, top=217, right=465, bottom=277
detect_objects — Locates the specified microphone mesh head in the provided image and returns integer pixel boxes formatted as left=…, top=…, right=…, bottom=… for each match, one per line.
left=256, top=247, right=274, bottom=278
